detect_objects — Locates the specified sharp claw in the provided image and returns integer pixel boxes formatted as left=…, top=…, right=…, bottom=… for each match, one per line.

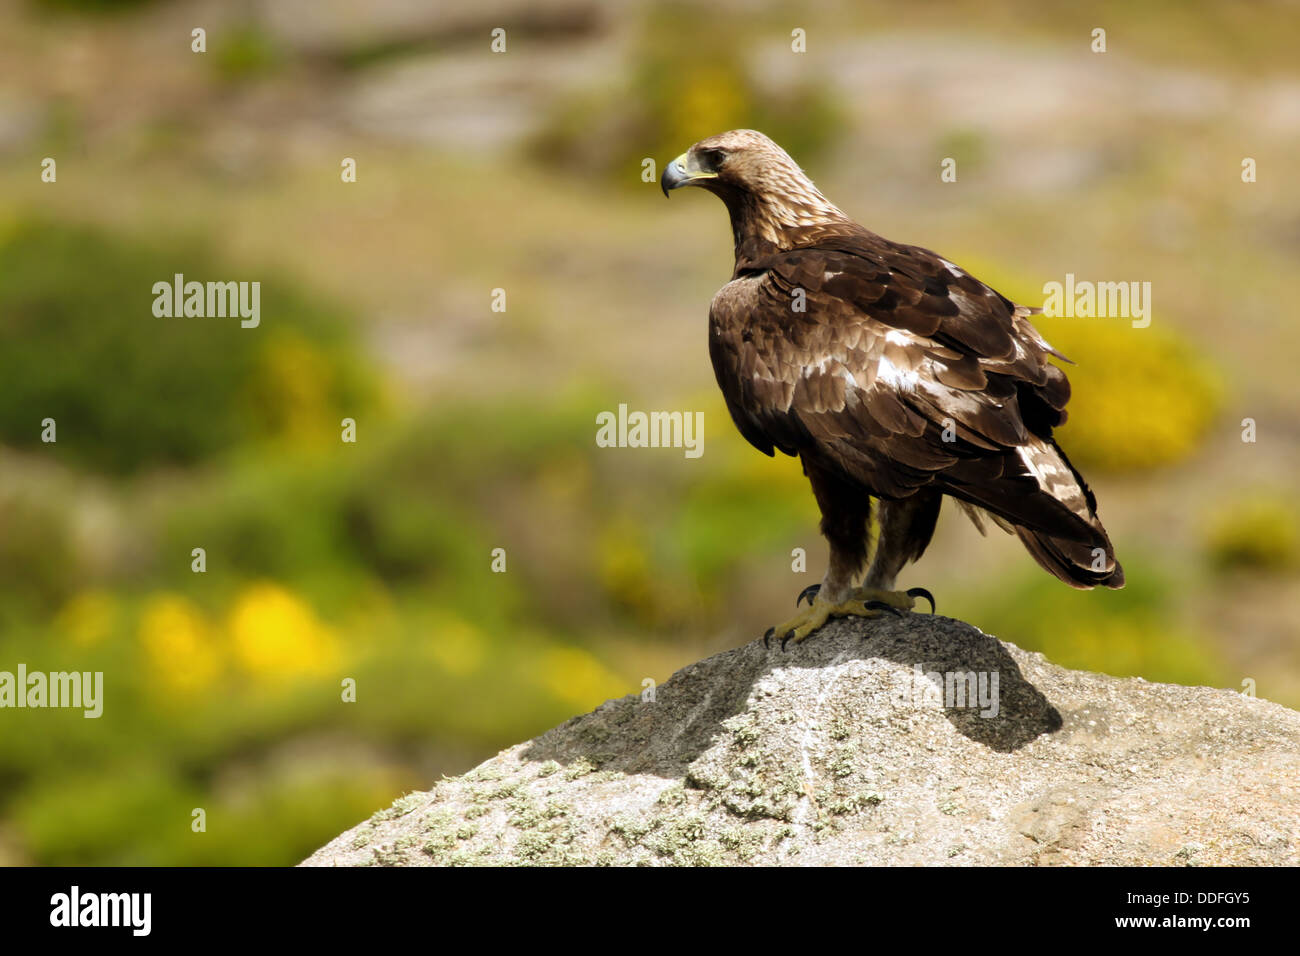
left=906, top=587, right=936, bottom=613
left=796, top=584, right=821, bottom=607
left=781, top=629, right=796, bottom=651
left=764, top=627, right=775, bottom=648
left=865, top=600, right=904, bottom=617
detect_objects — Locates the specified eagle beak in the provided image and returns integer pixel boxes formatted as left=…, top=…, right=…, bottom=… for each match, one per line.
left=661, top=152, right=717, bottom=197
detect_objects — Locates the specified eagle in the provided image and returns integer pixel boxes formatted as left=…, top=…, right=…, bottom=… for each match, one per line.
left=661, top=129, right=1123, bottom=648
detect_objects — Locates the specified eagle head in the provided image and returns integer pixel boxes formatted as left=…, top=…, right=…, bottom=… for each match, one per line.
left=661, top=129, right=848, bottom=249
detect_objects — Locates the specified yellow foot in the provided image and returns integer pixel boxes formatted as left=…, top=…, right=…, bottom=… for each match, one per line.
left=769, top=585, right=936, bottom=649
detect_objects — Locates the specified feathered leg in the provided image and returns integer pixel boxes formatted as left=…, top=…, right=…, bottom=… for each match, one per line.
left=837, top=490, right=943, bottom=615
left=801, top=491, right=941, bottom=613
left=808, top=461, right=872, bottom=605
left=863, top=490, right=942, bottom=591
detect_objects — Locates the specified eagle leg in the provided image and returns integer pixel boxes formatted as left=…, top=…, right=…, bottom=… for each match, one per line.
left=764, top=461, right=879, bottom=647
left=853, top=492, right=943, bottom=613
left=767, top=482, right=941, bottom=649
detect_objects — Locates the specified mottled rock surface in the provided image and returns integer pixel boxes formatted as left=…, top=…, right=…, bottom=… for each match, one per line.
left=302, top=615, right=1300, bottom=866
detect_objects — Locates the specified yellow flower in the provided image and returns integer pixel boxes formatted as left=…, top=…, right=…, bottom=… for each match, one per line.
left=228, top=581, right=341, bottom=682
left=138, top=594, right=222, bottom=695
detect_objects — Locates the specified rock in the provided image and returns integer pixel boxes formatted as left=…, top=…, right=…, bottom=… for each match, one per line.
left=301, top=614, right=1300, bottom=866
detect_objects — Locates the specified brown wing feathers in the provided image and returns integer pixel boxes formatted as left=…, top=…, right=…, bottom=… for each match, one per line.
left=709, top=224, right=1123, bottom=586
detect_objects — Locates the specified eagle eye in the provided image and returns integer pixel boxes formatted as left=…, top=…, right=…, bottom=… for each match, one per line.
left=698, top=148, right=727, bottom=171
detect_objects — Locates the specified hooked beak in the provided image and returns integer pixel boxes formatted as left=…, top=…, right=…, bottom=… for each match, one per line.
left=661, top=151, right=717, bottom=197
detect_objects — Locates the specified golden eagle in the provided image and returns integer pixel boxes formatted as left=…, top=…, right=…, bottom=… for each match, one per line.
left=662, top=130, right=1123, bottom=647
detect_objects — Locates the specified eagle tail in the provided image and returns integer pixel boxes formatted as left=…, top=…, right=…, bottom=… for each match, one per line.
left=1015, top=526, right=1125, bottom=589
left=945, top=437, right=1124, bottom=589
left=1009, top=437, right=1124, bottom=589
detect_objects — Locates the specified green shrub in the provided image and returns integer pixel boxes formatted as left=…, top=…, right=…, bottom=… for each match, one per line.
left=0, top=219, right=375, bottom=475
left=0, top=490, right=79, bottom=621
left=1205, top=495, right=1299, bottom=571
left=213, top=24, right=285, bottom=82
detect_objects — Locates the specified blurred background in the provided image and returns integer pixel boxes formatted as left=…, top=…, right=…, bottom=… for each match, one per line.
left=0, top=0, right=1297, bottom=865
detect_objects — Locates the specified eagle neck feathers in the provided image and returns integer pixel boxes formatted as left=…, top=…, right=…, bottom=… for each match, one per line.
left=715, top=175, right=854, bottom=267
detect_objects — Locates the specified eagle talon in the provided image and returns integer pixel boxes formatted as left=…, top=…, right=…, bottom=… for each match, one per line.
left=796, top=584, right=821, bottom=607
left=864, top=600, right=904, bottom=617
left=906, top=587, right=936, bottom=613
left=761, top=589, right=919, bottom=649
